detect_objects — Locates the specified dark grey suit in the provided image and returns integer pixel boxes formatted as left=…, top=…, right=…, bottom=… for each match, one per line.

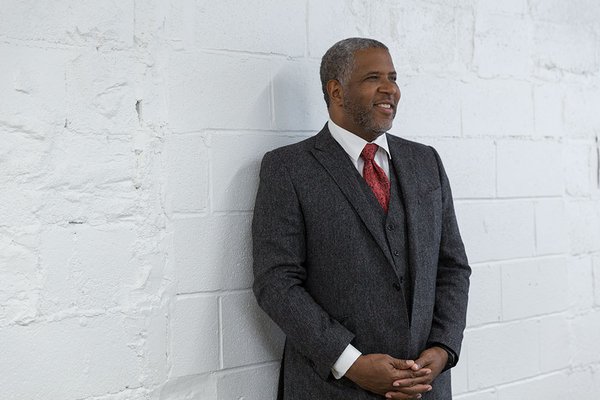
left=252, top=125, right=470, bottom=399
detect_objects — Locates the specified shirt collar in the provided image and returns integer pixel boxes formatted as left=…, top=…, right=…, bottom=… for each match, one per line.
left=327, top=118, right=391, bottom=163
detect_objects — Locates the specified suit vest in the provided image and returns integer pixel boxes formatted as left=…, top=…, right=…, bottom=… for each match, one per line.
left=364, top=162, right=413, bottom=318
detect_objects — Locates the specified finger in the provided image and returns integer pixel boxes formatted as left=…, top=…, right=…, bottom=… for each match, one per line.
left=385, top=385, right=432, bottom=399
left=414, top=355, right=433, bottom=370
left=392, top=372, right=433, bottom=388
left=390, top=358, right=416, bottom=370
left=389, top=367, right=431, bottom=383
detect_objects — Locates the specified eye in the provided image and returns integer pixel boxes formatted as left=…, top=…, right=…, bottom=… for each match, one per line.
left=366, top=75, right=378, bottom=81
left=389, top=75, right=397, bottom=82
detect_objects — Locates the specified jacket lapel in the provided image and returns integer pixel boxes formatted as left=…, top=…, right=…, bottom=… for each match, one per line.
left=310, top=126, right=396, bottom=268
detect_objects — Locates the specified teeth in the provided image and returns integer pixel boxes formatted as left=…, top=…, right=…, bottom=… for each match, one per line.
left=377, top=104, right=391, bottom=109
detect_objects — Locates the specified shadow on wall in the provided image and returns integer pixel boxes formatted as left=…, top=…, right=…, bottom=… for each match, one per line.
left=214, top=73, right=322, bottom=372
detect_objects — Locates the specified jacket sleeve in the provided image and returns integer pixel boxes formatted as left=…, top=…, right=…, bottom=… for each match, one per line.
left=252, top=150, right=355, bottom=380
left=426, top=147, right=471, bottom=366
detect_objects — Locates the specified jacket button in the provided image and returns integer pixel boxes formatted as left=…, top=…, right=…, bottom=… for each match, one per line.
left=392, top=282, right=401, bottom=291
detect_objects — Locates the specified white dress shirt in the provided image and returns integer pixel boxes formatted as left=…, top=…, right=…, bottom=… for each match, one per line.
left=326, top=119, right=392, bottom=379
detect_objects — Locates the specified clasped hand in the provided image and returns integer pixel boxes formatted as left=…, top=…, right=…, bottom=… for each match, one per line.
left=344, top=347, right=448, bottom=399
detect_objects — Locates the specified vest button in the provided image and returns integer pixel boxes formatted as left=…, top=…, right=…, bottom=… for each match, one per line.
left=387, top=225, right=394, bottom=231
left=393, top=250, right=400, bottom=256
left=392, top=282, right=401, bottom=291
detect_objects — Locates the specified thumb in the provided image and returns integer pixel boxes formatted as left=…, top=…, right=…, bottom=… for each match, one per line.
left=390, top=357, right=416, bottom=370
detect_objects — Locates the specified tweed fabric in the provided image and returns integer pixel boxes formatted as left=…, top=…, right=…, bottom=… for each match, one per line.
left=252, top=125, right=471, bottom=399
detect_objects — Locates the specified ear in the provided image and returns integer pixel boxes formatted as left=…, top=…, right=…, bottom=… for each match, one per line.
left=326, top=79, right=344, bottom=107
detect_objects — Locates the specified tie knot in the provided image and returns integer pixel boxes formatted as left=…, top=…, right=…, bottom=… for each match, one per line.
left=361, top=143, right=379, bottom=161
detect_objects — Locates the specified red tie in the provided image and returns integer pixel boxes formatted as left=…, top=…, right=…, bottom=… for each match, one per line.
left=361, top=144, right=390, bottom=212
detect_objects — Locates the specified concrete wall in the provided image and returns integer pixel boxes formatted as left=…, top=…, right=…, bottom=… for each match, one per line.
left=1, top=0, right=599, bottom=399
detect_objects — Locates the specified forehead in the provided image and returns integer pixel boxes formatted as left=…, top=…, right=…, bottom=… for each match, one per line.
left=351, top=48, right=395, bottom=74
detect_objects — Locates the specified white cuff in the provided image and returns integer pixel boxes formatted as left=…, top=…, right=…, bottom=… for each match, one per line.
left=331, top=344, right=362, bottom=379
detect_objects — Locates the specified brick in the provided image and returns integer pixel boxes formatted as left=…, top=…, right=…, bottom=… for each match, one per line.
left=0, top=230, right=38, bottom=325
left=0, top=0, right=134, bottom=48
left=455, top=201, right=535, bottom=263
left=221, top=292, right=284, bottom=368
left=529, top=0, right=600, bottom=26
left=396, top=3, right=457, bottom=69
left=571, top=310, right=600, bottom=366
left=501, top=257, right=567, bottom=320
left=26, top=130, right=140, bottom=225
left=194, top=0, right=305, bottom=56
left=567, top=256, right=595, bottom=312
left=44, top=131, right=135, bottom=192
left=533, top=22, right=598, bottom=75
left=0, top=182, right=41, bottom=228
left=567, top=367, right=600, bottom=398
left=533, top=84, right=565, bottom=138
left=564, top=86, right=600, bottom=139
left=473, top=14, right=532, bottom=78
left=425, top=138, right=495, bottom=199
left=168, top=52, right=272, bottom=132
left=498, top=371, right=569, bottom=400
left=74, top=388, right=152, bottom=400
left=271, top=59, right=328, bottom=132
left=170, top=296, right=219, bottom=377
left=456, top=8, right=475, bottom=71
left=393, top=77, right=462, bottom=137
left=566, top=200, right=600, bottom=255
left=0, top=315, right=143, bottom=400
left=173, top=214, right=253, bottom=293
left=467, top=320, right=539, bottom=388
left=217, top=363, right=279, bottom=400
left=0, top=130, right=49, bottom=186
left=165, top=0, right=196, bottom=50
left=307, top=0, right=371, bottom=58
left=466, top=264, right=502, bottom=326
left=476, top=0, right=527, bottom=15
left=65, top=49, right=138, bottom=136
left=211, top=133, right=309, bottom=212
left=496, top=140, right=563, bottom=197
left=451, top=347, right=469, bottom=395
left=461, top=80, right=533, bottom=137
left=165, top=133, right=209, bottom=213
left=159, top=374, right=217, bottom=400
left=534, top=199, right=568, bottom=256
left=454, top=389, right=498, bottom=400
left=38, top=224, right=139, bottom=315
left=594, top=255, right=600, bottom=306
left=565, top=142, right=594, bottom=197
left=539, top=315, right=570, bottom=372
left=0, top=44, right=67, bottom=133
left=142, top=306, right=169, bottom=386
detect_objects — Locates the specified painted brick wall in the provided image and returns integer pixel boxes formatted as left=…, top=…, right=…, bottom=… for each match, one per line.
left=1, top=1, right=599, bottom=399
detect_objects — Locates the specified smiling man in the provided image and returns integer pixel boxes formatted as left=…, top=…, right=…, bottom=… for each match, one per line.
left=252, top=38, right=471, bottom=399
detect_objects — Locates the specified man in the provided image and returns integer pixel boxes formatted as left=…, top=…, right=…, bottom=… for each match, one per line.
left=252, top=38, right=470, bottom=399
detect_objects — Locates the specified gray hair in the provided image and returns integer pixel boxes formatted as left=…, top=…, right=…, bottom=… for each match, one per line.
left=320, top=37, right=388, bottom=107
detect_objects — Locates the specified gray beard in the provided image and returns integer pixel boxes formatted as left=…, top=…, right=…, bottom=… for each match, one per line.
left=343, top=97, right=393, bottom=135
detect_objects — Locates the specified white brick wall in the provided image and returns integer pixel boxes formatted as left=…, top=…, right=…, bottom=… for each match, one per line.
left=1, top=1, right=599, bottom=399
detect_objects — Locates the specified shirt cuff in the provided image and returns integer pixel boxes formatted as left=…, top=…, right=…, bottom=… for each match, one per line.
left=331, top=344, right=362, bottom=379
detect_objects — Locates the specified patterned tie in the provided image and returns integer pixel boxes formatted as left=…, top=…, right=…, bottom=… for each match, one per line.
left=361, top=143, right=390, bottom=212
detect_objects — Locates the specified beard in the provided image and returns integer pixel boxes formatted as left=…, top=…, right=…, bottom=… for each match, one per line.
left=343, top=96, right=395, bottom=135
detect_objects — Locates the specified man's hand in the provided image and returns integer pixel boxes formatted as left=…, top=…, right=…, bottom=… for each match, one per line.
left=387, top=347, right=448, bottom=398
left=345, top=354, right=432, bottom=399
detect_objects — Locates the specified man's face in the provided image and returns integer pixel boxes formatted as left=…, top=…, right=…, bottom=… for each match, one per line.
left=339, top=48, right=400, bottom=141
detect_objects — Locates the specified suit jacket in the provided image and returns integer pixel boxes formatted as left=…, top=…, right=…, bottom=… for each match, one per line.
left=252, top=125, right=470, bottom=399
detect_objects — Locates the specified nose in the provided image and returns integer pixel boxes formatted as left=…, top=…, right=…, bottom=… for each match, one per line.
left=379, top=79, right=399, bottom=97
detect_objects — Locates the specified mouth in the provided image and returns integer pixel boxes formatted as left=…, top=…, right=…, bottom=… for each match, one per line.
left=374, top=102, right=395, bottom=114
